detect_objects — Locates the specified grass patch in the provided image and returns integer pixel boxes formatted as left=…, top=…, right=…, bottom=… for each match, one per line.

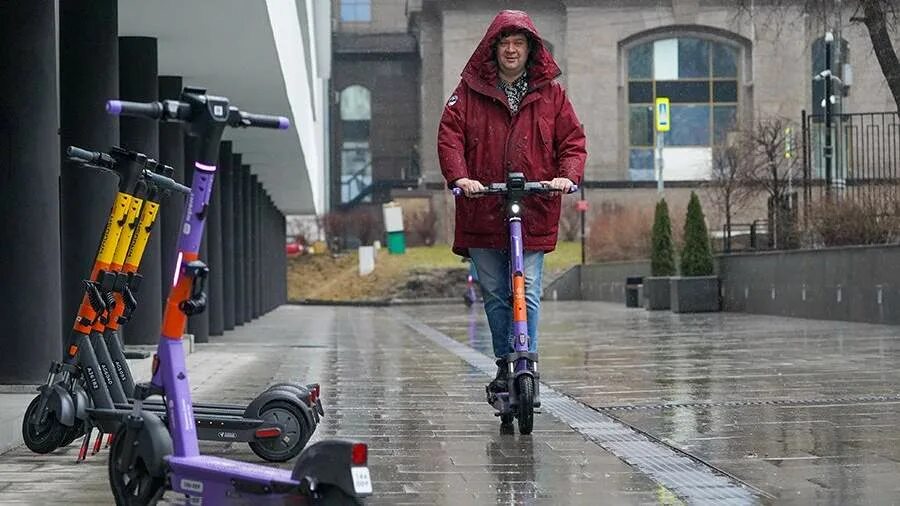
left=287, top=241, right=583, bottom=302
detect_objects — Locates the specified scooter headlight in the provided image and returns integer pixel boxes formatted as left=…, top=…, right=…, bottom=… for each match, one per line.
left=510, top=203, right=521, bottom=215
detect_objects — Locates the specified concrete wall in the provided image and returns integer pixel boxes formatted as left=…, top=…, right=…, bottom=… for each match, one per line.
left=547, top=244, right=900, bottom=325
left=719, top=245, right=900, bottom=324
left=546, top=261, right=651, bottom=303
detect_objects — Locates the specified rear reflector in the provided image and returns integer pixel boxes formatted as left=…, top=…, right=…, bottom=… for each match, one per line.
left=351, top=443, right=367, bottom=466
left=255, top=427, right=282, bottom=439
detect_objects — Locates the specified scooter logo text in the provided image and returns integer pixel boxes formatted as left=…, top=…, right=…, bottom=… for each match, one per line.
left=113, top=360, right=127, bottom=382
left=84, top=366, right=100, bottom=391
left=99, top=363, right=113, bottom=386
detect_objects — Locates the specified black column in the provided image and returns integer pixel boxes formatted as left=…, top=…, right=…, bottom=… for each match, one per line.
left=232, top=155, right=246, bottom=325
left=280, top=211, right=288, bottom=305
left=269, top=198, right=279, bottom=311
left=243, top=165, right=254, bottom=321
left=118, top=36, right=161, bottom=346
left=0, top=3, right=61, bottom=383
left=250, top=175, right=260, bottom=319
left=262, top=197, right=270, bottom=313
left=207, top=145, right=224, bottom=336
left=59, top=0, right=121, bottom=348
left=262, top=195, right=275, bottom=314
left=184, top=136, right=209, bottom=343
left=158, top=76, right=186, bottom=306
left=219, top=142, right=236, bottom=331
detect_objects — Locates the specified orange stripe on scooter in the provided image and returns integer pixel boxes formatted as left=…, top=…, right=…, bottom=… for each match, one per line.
left=512, top=274, right=526, bottom=322
left=161, top=252, right=198, bottom=339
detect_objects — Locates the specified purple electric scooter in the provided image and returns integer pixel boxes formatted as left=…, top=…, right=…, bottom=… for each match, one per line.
left=90, top=87, right=371, bottom=504
left=453, top=172, right=576, bottom=435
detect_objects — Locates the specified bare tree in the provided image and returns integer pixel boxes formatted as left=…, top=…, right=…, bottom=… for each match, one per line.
left=742, top=117, right=803, bottom=247
left=736, top=0, right=900, bottom=112
left=705, top=139, right=759, bottom=250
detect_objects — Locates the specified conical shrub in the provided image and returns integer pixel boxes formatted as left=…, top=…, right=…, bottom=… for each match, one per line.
left=680, top=192, right=714, bottom=276
left=650, top=199, right=676, bottom=276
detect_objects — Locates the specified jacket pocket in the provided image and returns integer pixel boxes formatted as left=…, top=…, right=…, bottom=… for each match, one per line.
left=536, top=118, right=556, bottom=179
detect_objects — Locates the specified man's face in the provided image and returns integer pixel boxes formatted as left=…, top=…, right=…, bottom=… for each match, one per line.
left=496, top=33, right=529, bottom=76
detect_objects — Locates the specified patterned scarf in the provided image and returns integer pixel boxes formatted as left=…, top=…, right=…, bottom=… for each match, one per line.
left=498, top=72, right=528, bottom=115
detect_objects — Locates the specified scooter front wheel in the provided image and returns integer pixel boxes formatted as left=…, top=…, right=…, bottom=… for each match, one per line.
left=22, top=396, right=67, bottom=454
left=108, top=425, right=165, bottom=505
left=516, top=376, right=534, bottom=435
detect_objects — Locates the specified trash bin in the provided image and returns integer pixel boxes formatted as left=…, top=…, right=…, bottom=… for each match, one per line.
left=382, top=202, right=406, bottom=254
left=625, top=276, right=643, bottom=307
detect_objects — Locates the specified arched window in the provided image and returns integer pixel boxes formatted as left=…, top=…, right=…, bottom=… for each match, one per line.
left=626, top=35, right=742, bottom=181
left=339, top=85, right=372, bottom=203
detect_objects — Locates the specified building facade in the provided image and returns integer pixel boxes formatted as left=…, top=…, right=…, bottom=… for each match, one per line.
left=330, top=0, right=899, bottom=244
left=330, top=0, right=422, bottom=209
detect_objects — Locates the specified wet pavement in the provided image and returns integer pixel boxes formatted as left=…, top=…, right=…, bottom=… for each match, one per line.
left=414, top=301, right=900, bottom=505
left=1, top=301, right=898, bottom=504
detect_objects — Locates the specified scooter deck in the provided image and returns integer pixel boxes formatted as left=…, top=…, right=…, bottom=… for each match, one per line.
left=168, top=454, right=299, bottom=500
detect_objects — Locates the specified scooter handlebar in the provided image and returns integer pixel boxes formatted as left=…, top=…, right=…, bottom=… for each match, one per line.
left=106, top=100, right=163, bottom=119
left=233, top=110, right=290, bottom=130
left=143, top=170, right=191, bottom=195
left=66, top=145, right=115, bottom=168
left=451, top=183, right=578, bottom=196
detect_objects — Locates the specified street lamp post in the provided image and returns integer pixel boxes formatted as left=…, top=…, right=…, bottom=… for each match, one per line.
left=814, top=32, right=844, bottom=199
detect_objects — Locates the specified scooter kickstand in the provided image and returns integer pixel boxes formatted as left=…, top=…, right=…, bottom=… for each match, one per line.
left=77, top=427, right=93, bottom=462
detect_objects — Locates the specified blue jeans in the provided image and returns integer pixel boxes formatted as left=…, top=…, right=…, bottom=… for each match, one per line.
left=468, top=248, right=544, bottom=359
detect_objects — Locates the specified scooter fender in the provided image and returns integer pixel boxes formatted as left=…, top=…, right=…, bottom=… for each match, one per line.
left=135, top=412, right=174, bottom=479
left=40, top=384, right=76, bottom=427
left=72, top=384, right=90, bottom=422
left=244, top=388, right=305, bottom=420
left=508, top=370, right=539, bottom=407
left=291, top=438, right=370, bottom=498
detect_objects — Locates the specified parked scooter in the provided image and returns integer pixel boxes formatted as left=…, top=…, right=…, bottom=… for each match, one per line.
left=93, top=87, right=371, bottom=504
left=24, top=146, right=322, bottom=463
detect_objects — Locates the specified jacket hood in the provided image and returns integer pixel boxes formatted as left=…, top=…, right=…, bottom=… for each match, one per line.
left=460, top=10, right=561, bottom=94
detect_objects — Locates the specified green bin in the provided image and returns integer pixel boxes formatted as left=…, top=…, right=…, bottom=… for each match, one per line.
left=386, top=230, right=406, bottom=254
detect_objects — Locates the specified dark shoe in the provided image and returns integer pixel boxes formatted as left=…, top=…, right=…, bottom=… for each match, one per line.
left=488, top=359, right=508, bottom=392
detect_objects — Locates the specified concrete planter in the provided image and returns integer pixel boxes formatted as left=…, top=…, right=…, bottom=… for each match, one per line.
left=671, top=276, right=721, bottom=313
left=643, top=276, right=672, bottom=310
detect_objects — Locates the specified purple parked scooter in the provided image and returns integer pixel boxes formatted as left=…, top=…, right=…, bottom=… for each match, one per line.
left=90, top=87, right=371, bottom=504
left=453, top=172, right=576, bottom=435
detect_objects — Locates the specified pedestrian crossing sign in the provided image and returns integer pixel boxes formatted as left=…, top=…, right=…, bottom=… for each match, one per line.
left=655, top=97, right=670, bottom=132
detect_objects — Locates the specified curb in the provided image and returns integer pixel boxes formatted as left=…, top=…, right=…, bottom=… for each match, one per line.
left=288, top=297, right=462, bottom=307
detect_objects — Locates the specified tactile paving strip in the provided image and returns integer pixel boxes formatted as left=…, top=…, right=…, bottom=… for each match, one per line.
left=597, top=394, right=900, bottom=411
left=394, top=309, right=763, bottom=505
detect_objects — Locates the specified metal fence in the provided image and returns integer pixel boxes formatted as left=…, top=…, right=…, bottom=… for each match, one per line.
left=802, top=110, right=900, bottom=206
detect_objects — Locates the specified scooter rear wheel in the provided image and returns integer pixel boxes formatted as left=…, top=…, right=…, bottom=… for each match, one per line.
left=108, top=425, right=165, bottom=505
left=22, top=396, right=67, bottom=454
left=248, top=400, right=308, bottom=462
left=516, top=376, right=534, bottom=435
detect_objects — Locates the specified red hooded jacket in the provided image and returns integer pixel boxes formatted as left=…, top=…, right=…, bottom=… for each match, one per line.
left=438, top=10, right=587, bottom=256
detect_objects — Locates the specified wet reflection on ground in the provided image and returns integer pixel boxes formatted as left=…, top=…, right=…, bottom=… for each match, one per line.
left=412, top=301, right=900, bottom=504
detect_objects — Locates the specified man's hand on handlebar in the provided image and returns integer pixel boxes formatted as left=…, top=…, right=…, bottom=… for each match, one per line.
left=454, top=177, right=486, bottom=198
left=541, top=177, right=575, bottom=193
